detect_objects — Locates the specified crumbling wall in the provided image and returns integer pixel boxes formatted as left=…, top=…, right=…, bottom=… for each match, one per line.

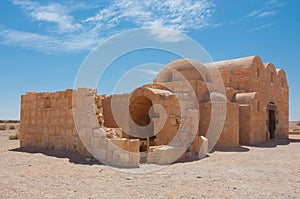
left=20, top=89, right=141, bottom=167
left=20, top=89, right=90, bottom=155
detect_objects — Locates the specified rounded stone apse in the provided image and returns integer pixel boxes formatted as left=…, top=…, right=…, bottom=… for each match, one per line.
left=72, top=28, right=227, bottom=173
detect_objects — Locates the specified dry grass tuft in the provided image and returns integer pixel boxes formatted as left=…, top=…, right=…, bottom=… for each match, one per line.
left=9, top=132, right=19, bottom=140
left=8, top=126, right=16, bottom=130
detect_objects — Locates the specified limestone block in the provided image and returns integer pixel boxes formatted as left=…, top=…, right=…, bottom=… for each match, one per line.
left=108, top=138, right=140, bottom=152
left=198, top=136, right=208, bottom=159
left=147, top=145, right=186, bottom=165
left=130, top=152, right=140, bottom=164
left=109, top=138, right=128, bottom=151
left=93, top=148, right=107, bottom=162
left=99, top=138, right=109, bottom=149
left=110, top=150, right=130, bottom=167
left=106, top=149, right=114, bottom=164
left=90, top=137, right=100, bottom=148
left=128, top=139, right=140, bottom=152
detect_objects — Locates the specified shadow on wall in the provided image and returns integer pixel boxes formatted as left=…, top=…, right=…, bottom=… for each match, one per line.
left=9, top=147, right=102, bottom=166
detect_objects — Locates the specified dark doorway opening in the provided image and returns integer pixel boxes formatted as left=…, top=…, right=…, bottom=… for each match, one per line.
left=129, top=95, right=156, bottom=152
left=268, top=109, right=276, bottom=139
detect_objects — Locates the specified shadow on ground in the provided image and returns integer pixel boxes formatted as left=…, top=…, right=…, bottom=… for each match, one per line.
left=9, top=136, right=299, bottom=166
left=211, top=146, right=250, bottom=153
left=245, top=136, right=300, bottom=148
left=10, top=147, right=102, bottom=165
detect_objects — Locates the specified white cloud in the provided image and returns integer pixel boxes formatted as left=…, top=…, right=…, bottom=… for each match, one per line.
left=1, top=0, right=216, bottom=53
left=84, top=0, right=215, bottom=31
left=265, top=0, right=285, bottom=7
left=147, top=28, right=186, bottom=42
left=247, top=10, right=277, bottom=18
left=246, top=0, right=284, bottom=19
left=83, top=0, right=216, bottom=43
left=257, top=11, right=277, bottom=17
left=246, top=23, right=274, bottom=32
left=137, top=68, right=160, bottom=76
left=11, top=0, right=83, bottom=33
left=241, top=0, right=284, bottom=32
left=0, top=28, right=100, bottom=53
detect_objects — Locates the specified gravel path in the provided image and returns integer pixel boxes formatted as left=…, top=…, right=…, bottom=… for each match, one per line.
left=0, top=130, right=299, bottom=199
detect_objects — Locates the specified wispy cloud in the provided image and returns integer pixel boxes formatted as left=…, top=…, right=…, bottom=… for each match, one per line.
left=265, top=0, right=285, bottom=7
left=11, top=0, right=83, bottom=33
left=84, top=0, right=215, bottom=31
left=246, top=23, right=274, bottom=32
left=242, top=0, right=284, bottom=32
left=0, top=28, right=101, bottom=53
left=245, top=0, right=284, bottom=19
left=248, top=10, right=277, bottom=18
left=137, top=68, right=160, bottom=76
left=0, top=0, right=216, bottom=53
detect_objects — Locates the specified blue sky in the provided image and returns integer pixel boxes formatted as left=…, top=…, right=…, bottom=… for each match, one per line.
left=0, top=0, right=299, bottom=121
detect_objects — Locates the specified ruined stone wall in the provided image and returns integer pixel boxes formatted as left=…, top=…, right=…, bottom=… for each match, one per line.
left=102, top=94, right=132, bottom=130
left=20, top=89, right=90, bottom=155
left=20, top=89, right=141, bottom=167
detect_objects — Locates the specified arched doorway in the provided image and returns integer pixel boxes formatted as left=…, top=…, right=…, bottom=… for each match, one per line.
left=129, top=95, right=155, bottom=152
left=129, top=96, right=152, bottom=127
left=267, top=102, right=277, bottom=139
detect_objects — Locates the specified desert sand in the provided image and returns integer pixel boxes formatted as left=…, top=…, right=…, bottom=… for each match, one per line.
left=0, top=129, right=299, bottom=199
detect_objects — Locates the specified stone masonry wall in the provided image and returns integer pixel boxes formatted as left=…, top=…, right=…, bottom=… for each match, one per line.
left=20, top=89, right=141, bottom=167
left=20, top=89, right=90, bottom=155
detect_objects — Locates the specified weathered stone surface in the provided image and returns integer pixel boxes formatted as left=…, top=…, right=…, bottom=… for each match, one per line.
left=20, top=55, right=289, bottom=167
left=147, top=145, right=186, bottom=165
left=199, top=136, right=208, bottom=159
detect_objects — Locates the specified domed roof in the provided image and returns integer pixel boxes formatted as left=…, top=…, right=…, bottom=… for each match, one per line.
left=166, top=58, right=208, bottom=71
left=204, top=55, right=264, bottom=70
left=156, top=58, right=208, bottom=83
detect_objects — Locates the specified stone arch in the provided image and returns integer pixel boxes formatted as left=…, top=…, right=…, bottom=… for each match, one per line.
left=276, top=69, right=287, bottom=88
left=264, top=63, right=277, bottom=83
left=129, top=95, right=153, bottom=127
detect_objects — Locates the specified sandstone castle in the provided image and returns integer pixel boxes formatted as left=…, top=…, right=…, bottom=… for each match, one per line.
left=20, top=55, right=289, bottom=167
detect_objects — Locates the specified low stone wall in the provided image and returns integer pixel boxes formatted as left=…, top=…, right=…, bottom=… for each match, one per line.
left=20, top=89, right=91, bottom=155
left=91, top=129, right=140, bottom=167
left=20, top=89, right=141, bottom=167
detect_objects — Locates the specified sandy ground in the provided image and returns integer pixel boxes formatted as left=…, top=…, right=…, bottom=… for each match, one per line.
left=0, top=130, right=299, bottom=199
left=290, top=121, right=300, bottom=133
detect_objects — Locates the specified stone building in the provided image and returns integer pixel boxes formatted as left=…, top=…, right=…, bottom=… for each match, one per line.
left=20, top=55, right=289, bottom=167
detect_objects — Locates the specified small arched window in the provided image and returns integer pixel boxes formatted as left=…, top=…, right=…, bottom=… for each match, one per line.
left=44, top=97, right=51, bottom=109
left=271, top=73, right=274, bottom=83
left=281, top=78, right=284, bottom=87
left=256, top=68, right=261, bottom=77
left=271, top=72, right=274, bottom=83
